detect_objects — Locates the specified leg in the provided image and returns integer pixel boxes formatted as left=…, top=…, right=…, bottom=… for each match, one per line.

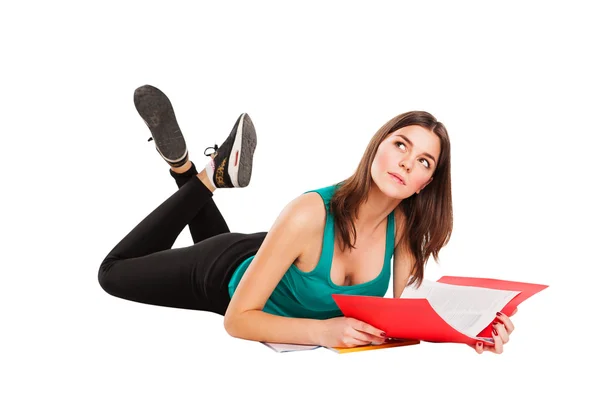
left=99, top=84, right=264, bottom=313
left=102, top=176, right=213, bottom=262
left=100, top=229, right=266, bottom=314
left=133, top=84, right=257, bottom=242
left=97, top=173, right=266, bottom=314
left=169, top=160, right=230, bottom=244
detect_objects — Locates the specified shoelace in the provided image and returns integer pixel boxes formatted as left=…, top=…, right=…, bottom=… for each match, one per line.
left=203, top=144, right=219, bottom=157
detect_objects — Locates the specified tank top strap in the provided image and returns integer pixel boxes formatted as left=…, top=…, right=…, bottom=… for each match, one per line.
left=385, top=211, right=396, bottom=259
left=302, top=184, right=339, bottom=277
left=302, top=184, right=339, bottom=210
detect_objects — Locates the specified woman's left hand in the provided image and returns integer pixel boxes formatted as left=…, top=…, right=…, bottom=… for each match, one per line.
left=471, top=308, right=517, bottom=354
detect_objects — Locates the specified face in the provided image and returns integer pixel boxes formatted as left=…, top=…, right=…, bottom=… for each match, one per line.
left=371, top=125, right=441, bottom=199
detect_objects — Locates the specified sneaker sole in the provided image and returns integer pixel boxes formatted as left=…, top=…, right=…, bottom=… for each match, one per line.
left=133, top=85, right=188, bottom=165
left=229, top=113, right=257, bottom=187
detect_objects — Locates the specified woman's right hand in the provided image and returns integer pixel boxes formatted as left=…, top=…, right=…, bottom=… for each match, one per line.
left=318, top=317, right=387, bottom=348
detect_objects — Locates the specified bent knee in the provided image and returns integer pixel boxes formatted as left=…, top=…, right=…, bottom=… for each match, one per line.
left=98, top=257, right=119, bottom=296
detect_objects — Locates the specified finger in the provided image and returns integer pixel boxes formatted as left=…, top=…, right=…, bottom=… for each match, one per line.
left=493, top=322, right=509, bottom=344
left=339, top=329, right=373, bottom=347
left=495, top=312, right=515, bottom=334
left=474, top=341, right=484, bottom=354
left=343, top=336, right=373, bottom=348
left=469, top=341, right=485, bottom=354
left=350, top=318, right=387, bottom=339
left=490, top=328, right=504, bottom=354
left=350, top=328, right=383, bottom=344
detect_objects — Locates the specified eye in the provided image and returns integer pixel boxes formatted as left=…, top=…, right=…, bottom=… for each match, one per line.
left=419, top=159, right=430, bottom=168
left=395, top=141, right=406, bottom=150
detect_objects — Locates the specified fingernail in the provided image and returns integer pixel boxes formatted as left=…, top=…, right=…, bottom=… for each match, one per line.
left=496, top=312, right=503, bottom=317
left=380, top=332, right=386, bottom=337
left=477, top=342, right=483, bottom=347
left=492, top=328, right=498, bottom=335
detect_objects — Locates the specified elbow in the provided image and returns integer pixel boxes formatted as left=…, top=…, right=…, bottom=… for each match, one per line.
left=223, top=309, right=244, bottom=339
left=223, top=314, right=236, bottom=337
left=224, top=308, right=261, bottom=340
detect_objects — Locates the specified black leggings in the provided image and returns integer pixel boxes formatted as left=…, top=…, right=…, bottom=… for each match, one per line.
left=98, top=162, right=267, bottom=316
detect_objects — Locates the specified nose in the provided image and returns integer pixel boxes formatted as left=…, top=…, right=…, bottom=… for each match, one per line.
left=399, top=157, right=413, bottom=172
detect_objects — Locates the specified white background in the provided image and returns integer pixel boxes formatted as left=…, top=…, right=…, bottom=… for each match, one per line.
left=2, top=0, right=598, bottom=398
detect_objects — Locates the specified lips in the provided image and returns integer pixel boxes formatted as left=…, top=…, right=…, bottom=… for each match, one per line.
left=388, top=172, right=406, bottom=185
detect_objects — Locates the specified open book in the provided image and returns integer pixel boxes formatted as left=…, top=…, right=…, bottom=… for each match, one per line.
left=332, top=276, right=548, bottom=347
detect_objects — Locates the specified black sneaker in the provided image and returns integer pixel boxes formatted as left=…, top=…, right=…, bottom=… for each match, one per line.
left=204, top=113, right=257, bottom=188
left=133, top=84, right=189, bottom=167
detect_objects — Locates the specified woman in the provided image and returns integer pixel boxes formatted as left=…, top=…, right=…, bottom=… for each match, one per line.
left=99, top=85, right=514, bottom=354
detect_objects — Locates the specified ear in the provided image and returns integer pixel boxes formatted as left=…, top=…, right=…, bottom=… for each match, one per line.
left=416, top=177, right=433, bottom=194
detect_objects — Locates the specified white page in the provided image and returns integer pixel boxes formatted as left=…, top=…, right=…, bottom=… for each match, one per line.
left=262, top=342, right=321, bottom=353
left=400, top=279, right=521, bottom=337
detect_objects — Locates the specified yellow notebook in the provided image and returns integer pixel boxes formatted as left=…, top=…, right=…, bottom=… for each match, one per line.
left=262, top=338, right=420, bottom=353
left=327, top=338, right=420, bottom=353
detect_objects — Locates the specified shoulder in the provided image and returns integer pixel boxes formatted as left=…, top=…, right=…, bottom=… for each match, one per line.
left=275, top=191, right=326, bottom=234
left=283, top=191, right=326, bottom=216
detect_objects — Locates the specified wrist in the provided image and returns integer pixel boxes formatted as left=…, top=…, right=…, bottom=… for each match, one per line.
left=309, top=319, right=326, bottom=346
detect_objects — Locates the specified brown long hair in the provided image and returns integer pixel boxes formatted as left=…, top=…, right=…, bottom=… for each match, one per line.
left=330, top=111, right=453, bottom=287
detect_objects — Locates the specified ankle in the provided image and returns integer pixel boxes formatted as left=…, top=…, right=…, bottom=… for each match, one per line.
left=170, top=160, right=193, bottom=174
left=197, top=170, right=216, bottom=192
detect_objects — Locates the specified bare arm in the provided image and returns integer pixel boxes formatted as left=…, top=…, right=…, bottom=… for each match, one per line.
left=223, top=193, right=325, bottom=345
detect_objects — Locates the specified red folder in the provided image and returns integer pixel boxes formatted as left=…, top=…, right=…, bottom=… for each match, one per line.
left=331, top=276, right=548, bottom=347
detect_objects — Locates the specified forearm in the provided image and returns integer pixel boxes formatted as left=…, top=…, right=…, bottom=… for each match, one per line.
left=224, top=309, right=324, bottom=345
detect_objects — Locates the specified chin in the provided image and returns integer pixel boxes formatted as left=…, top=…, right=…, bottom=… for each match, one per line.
left=373, top=174, right=411, bottom=200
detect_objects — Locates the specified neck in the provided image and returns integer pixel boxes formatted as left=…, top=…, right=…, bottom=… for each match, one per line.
left=354, top=183, right=400, bottom=235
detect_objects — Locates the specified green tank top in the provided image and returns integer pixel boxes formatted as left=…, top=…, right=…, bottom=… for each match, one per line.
left=227, top=184, right=395, bottom=319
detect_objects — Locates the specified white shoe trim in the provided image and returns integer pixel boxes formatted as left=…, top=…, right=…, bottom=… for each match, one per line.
left=156, top=147, right=188, bottom=164
left=228, top=114, right=245, bottom=187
